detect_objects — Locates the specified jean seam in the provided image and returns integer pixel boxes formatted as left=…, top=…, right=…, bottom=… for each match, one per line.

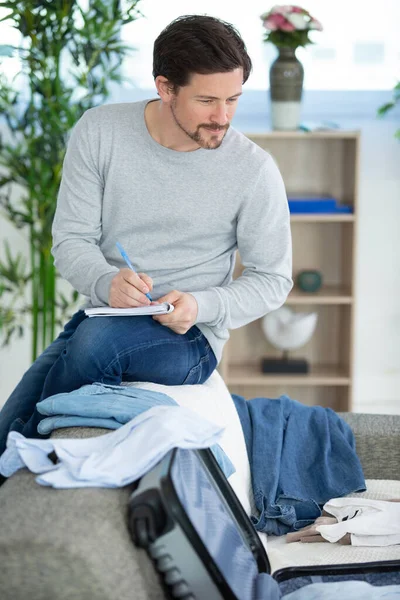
left=102, top=331, right=209, bottom=379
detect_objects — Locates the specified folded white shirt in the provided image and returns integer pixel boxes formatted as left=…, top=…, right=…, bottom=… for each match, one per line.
left=0, top=405, right=223, bottom=488
left=316, top=497, right=400, bottom=546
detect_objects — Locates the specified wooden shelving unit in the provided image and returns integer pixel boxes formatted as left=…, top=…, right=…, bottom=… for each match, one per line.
left=226, top=363, right=351, bottom=386
left=220, top=130, right=360, bottom=412
left=291, top=214, right=355, bottom=222
left=286, top=285, right=353, bottom=305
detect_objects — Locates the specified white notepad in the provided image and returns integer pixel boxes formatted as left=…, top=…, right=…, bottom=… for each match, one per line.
left=84, top=303, right=174, bottom=317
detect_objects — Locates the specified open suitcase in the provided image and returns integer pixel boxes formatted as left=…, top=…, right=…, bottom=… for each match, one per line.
left=128, top=447, right=400, bottom=599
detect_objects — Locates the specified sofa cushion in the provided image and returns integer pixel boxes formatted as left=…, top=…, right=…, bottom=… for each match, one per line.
left=339, top=413, right=400, bottom=480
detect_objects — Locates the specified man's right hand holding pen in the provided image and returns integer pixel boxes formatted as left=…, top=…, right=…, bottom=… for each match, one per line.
left=110, top=241, right=198, bottom=334
left=108, top=271, right=198, bottom=335
left=108, top=268, right=154, bottom=308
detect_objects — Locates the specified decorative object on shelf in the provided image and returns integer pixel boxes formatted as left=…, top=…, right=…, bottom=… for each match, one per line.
left=287, top=196, right=353, bottom=214
left=296, top=270, right=323, bottom=293
left=261, top=306, right=318, bottom=373
left=260, top=5, right=323, bottom=131
left=299, top=121, right=339, bottom=132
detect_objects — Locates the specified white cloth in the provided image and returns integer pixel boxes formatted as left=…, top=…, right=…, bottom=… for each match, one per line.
left=266, top=481, right=400, bottom=572
left=125, top=370, right=256, bottom=517
left=285, top=581, right=400, bottom=600
left=317, top=497, right=400, bottom=546
left=0, top=405, right=223, bottom=488
left=125, top=372, right=269, bottom=552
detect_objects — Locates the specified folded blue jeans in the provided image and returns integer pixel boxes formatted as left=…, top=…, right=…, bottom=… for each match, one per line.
left=0, top=310, right=216, bottom=455
left=35, top=383, right=234, bottom=479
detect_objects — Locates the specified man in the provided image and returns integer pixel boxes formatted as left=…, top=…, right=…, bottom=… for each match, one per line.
left=0, top=15, right=292, bottom=454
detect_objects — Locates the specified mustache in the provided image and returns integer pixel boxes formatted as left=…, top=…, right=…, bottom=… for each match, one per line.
left=200, top=123, right=230, bottom=132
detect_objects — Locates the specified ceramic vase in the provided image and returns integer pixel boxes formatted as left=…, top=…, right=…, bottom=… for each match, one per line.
left=269, top=47, right=304, bottom=130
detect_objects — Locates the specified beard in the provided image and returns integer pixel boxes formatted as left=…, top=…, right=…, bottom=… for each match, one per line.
left=170, top=100, right=230, bottom=150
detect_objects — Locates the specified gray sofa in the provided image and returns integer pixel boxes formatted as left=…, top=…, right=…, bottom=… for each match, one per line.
left=0, top=412, right=399, bottom=600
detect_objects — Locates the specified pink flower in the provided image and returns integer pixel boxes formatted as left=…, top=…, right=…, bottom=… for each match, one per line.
left=263, top=12, right=293, bottom=31
left=261, top=5, right=322, bottom=35
left=271, top=12, right=296, bottom=31
left=280, top=19, right=296, bottom=31
left=271, top=5, right=292, bottom=15
left=264, top=16, right=279, bottom=31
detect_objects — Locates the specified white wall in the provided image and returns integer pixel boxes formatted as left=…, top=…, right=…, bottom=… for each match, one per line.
left=351, top=118, right=400, bottom=415
left=1, top=116, right=400, bottom=414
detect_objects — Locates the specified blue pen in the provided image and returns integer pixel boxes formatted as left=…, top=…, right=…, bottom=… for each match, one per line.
left=116, top=242, right=153, bottom=301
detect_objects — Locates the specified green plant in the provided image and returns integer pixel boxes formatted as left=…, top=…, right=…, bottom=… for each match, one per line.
left=0, top=0, right=142, bottom=360
left=377, top=81, right=400, bottom=140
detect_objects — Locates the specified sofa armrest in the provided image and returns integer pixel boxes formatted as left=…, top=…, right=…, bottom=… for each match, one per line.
left=0, top=464, right=165, bottom=600
left=338, top=413, right=400, bottom=480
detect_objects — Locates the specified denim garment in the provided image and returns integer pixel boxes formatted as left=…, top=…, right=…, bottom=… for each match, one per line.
left=0, top=406, right=225, bottom=486
left=0, top=310, right=217, bottom=455
left=232, top=394, right=366, bottom=536
left=35, top=383, right=235, bottom=479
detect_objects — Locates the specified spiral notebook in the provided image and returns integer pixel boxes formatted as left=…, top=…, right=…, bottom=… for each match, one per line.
left=84, top=303, right=174, bottom=317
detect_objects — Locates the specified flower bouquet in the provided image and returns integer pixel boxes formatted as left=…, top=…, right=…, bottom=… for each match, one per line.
left=260, top=5, right=322, bottom=49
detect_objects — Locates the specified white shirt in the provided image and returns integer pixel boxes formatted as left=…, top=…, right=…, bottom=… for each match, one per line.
left=0, top=405, right=223, bottom=488
left=317, top=497, right=400, bottom=546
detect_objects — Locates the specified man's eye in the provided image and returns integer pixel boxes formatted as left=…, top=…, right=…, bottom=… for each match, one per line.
left=200, top=100, right=212, bottom=104
left=227, top=98, right=238, bottom=104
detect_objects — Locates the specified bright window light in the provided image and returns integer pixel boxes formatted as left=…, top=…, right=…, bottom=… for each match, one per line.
left=1, top=1, right=399, bottom=91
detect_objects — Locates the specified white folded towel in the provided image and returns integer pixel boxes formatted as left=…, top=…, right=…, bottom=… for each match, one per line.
left=317, top=497, right=400, bottom=546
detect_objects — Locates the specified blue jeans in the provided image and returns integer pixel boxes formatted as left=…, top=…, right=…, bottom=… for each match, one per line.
left=0, top=310, right=216, bottom=454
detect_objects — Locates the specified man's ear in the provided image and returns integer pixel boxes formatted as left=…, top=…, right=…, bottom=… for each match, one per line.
left=155, top=76, right=177, bottom=103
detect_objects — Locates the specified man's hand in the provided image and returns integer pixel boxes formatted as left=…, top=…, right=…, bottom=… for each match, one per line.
left=153, top=290, right=198, bottom=334
left=109, top=268, right=153, bottom=308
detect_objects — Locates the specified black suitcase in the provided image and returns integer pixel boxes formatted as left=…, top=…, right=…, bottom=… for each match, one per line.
left=127, top=447, right=400, bottom=599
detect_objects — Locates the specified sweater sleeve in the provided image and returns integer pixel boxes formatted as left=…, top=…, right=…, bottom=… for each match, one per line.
left=191, top=154, right=293, bottom=330
left=51, top=111, right=118, bottom=305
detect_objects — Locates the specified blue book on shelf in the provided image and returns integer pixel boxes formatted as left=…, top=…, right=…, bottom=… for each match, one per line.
left=288, top=196, right=353, bottom=214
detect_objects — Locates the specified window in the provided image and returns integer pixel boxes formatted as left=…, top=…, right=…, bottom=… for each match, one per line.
left=1, top=0, right=398, bottom=123
left=121, top=0, right=400, bottom=91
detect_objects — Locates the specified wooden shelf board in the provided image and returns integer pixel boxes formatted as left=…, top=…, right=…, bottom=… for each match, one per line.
left=287, top=286, right=353, bottom=305
left=226, top=364, right=351, bottom=386
left=290, top=214, right=355, bottom=223
left=248, top=131, right=360, bottom=140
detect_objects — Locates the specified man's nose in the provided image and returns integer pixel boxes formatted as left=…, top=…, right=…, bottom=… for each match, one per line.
left=211, top=103, right=229, bottom=125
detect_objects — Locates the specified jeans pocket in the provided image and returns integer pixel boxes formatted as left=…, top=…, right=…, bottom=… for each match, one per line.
left=181, top=344, right=217, bottom=385
left=182, top=362, right=203, bottom=385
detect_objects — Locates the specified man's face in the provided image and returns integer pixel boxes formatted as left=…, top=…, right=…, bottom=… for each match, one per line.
left=169, top=69, right=243, bottom=150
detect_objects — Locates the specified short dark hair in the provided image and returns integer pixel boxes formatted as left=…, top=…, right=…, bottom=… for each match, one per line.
left=153, top=15, right=252, bottom=89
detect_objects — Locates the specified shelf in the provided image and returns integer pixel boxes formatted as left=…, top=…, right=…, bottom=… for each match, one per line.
left=227, top=131, right=360, bottom=410
left=287, top=286, right=353, bottom=305
left=226, top=364, right=351, bottom=386
left=290, top=214, right=355, bottom=223
left=249, top=131, right=360, bottom=140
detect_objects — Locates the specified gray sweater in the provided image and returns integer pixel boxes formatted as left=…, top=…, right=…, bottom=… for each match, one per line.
left=52, top=100, right=292, bottom=362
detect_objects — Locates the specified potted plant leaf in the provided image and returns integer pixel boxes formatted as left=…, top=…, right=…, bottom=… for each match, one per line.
left=0, top=0, right=142, bottom=360
left=377, top=81, right=400, bottom=140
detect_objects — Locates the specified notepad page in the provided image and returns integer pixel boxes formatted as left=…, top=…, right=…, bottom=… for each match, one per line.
left=85, top=303, right=174, bottom=317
